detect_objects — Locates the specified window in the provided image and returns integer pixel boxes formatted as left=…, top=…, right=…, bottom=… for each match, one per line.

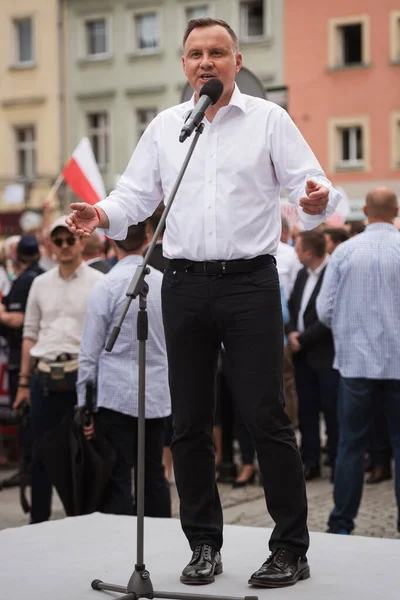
left=87, top=113, right=109, bottom=168
left=390, top=12, right=400, bottom=63
left=134, top=12, right=159, bottom=51
left=85, top=18, right=108, bottom=56
left=329, top=117, right=369, bottom=172
left=328, top=16, right=370, bottom=69
left=136, top=109, right=157, bottom=139
left=338, top=127, right=363, bottom=167
left=240, top=0, right=265, bottom=40
left=391, top=112, right=400, bottom=169
left=15, top=126, right=36, bottom=180
left=186, top=5, right=210, bottom=21
left=338, top=24, right=362, bottom=66
left=14, top=17, right=34, bottom=64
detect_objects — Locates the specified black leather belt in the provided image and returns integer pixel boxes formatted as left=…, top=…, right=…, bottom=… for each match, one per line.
left=168, top=254, right=275, bottom=275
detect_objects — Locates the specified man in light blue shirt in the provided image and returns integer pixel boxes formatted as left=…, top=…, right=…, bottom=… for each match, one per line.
left=77, top=223, right=171, bottom=518
left=317, top=188, right=400, bottom=535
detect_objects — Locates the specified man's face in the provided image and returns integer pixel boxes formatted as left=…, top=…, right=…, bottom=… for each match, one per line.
left=182, top=25, right=242, bottom=98
left=51, top=228, right=84, bottom=265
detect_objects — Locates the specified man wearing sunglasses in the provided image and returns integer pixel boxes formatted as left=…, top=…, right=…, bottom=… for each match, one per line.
left=14, top=216, right=104, bottom=524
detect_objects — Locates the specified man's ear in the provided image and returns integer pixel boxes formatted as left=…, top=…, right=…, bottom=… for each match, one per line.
left=363, top=206, right=368, bottom=218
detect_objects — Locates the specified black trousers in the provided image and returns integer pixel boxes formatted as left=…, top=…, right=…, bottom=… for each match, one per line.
left=95, top=408, right=171, bottom=518
left=294, top=360, right=339, bottom=469
left=162, top=263, right=309, bottom=556
left=30, top=373, right=76, bottom=523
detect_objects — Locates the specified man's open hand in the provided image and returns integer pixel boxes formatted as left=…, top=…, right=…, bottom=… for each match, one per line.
left=299, top=180, right=329, bottom=216
left=66, top=203, right=101, bottom=237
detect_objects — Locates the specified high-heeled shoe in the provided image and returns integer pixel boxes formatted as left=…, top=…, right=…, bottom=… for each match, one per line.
left=232, top=470, right=256, bottom=488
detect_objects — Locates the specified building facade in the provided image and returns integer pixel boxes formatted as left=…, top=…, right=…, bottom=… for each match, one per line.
left=285, top=0, right=400, bottom=218
left=65, top=0, right=284, bottom=191
left=0, top=0, right=66, bottom=228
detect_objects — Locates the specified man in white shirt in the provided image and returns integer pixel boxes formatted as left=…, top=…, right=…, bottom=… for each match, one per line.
left=276, top=218, right=302, bottom=300
left=67, top=17, right=341, bottom=589
left=14, top=216, right=103, bottom=524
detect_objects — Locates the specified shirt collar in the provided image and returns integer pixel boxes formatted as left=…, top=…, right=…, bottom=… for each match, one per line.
left=365, top=222, right=398, bottom=233
left=183, top=82, right=246, bottom=119
left=57, top=261, right=86, bottom=281
left=307, top=254, right=330, bottom=276
left=114, top=254, right=144, bottom=268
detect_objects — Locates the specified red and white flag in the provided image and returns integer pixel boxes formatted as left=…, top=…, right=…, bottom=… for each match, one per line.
left=63, top=137, right=106, bottom=205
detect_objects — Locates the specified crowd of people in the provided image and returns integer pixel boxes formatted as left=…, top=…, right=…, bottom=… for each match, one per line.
left=1, top=192, right=398, bottom=533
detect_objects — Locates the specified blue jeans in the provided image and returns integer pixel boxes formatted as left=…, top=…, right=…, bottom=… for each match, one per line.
left=328, top=377, right=400, bottom=533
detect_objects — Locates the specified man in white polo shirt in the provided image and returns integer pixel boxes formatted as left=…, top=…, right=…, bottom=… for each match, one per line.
left=14, top=216, right=103, bottom=524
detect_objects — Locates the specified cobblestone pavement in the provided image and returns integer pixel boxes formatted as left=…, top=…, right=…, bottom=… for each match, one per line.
left=0, top=464, right=397, bottom=538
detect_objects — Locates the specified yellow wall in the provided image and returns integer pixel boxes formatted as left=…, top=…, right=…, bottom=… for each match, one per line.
left=0, top=0, right=62, bottom=210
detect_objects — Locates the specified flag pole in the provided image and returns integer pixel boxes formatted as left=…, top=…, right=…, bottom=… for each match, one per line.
left=45, top=173, right=64, bottom=207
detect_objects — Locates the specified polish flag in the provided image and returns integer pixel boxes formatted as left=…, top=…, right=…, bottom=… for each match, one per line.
left=63, top=137, right=106, bottom=205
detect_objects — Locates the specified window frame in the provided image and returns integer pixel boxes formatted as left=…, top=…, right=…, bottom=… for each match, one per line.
left=86, top=112, right=110, bottom=169
left=136, top=108, right=158, bottom=141
left=129, top=8, right=163, bottom=56
left=12, top=16, right=35, bottom=67
left=15, top=125, right=37, bottom=181
left=391, top=112, right=400, bottom=169
left=81, top=14, right=112, bottom=61
left=238, top=0, right=270, bottom=43
left=184, top=3, right=212, bottom=23
left=328, top=116, right=370, bottom=173
left=389, top=12, right=400, bottom=64
left=328, top=15, right=370, bottom=70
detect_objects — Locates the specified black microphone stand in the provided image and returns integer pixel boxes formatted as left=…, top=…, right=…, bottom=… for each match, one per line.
left=89, top=122, right=258, bottom=600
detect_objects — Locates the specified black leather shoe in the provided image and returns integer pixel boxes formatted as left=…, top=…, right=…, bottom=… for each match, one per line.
left=248, top=548, right=310, bottom=588
left=366, top=465, right=392, bottom=484
left=180, top=544, right=222, bottom=585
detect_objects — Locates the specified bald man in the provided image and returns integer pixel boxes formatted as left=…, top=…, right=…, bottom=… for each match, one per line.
left=316, top=187, right=400, bottom=536
left=82, top=231, right=110, bottom=273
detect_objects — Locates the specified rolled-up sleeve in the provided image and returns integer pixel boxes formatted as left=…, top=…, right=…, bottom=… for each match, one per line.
left=77, top=279, right=111, bottom=406
left=316, top=258, right=340, bottom=328
left=23, top=278, right=41, bottom=341
left=271, top=110, right=342, bottom=230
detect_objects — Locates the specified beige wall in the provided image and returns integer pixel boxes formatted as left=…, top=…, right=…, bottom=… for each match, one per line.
left=0, top=0, right=62, bottom=211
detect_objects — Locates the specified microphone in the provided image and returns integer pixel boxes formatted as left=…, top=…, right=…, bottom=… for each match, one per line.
left=179, top=79, right=224, bottom=143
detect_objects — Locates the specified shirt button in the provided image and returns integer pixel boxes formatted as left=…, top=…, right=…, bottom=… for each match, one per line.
left=208, top=205, right=212, bottom=209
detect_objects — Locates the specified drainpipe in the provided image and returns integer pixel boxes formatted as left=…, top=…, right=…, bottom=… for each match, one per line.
left=57, top=0, right=65, bottom=210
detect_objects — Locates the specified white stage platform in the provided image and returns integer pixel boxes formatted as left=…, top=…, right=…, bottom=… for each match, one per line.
left=0, top=514, right=399, bottom=599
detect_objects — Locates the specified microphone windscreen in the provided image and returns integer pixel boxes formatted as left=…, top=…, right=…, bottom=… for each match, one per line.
left=199, top=79, right=224, bottom=105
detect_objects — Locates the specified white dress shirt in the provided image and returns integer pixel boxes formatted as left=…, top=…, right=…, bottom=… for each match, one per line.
left=77, top=255, right=170, bottom=418
left=297, top=256, right=329, bottom=333
left=276, top=242, right=302, bottom=299
left=23, top=263, right=104, bottom=361
left=98, top=85, right=341, bottom=261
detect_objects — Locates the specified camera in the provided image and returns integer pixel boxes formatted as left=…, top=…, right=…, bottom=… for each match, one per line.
left=0, top=401, right=30, bottom=427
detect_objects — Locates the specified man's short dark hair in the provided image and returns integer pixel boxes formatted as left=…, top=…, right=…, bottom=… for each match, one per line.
left=183, top=18, right=239, bottom=51
left=115, top=223, right=147, bottom=253
left=324, top=228, right=349, bottom=245
left=346, top=220, right=366, bottom=236
left=298, top=231, right=326, bottom=258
